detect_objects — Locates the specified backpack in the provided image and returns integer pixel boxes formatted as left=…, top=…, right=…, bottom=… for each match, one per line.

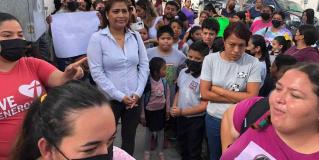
left=143, top=77, right=168, bottom=108
left=239, top=97, right=270, bottom=135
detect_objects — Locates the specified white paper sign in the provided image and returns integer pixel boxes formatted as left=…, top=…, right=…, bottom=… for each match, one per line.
left=51, top=11, right=100, bottom=58
left=235, top=141, right=276, bottom=160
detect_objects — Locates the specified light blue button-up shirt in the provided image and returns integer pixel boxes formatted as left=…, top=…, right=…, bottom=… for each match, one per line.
left=87, top=27, right=149, bottom=102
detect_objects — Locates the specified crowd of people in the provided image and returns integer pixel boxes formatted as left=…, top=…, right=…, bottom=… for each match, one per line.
left=0, top=0, right=319, bottom=160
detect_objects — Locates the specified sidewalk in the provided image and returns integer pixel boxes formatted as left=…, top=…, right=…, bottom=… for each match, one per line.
left=114, top=124, right=181, bottom=160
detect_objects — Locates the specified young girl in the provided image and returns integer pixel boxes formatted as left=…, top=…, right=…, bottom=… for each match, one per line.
left=185, top=26, right=202, bottom=46
left=170, top=41, right=210, bottom=160
left=138, top=24, right=157, bottom=49
left=271, top=36, right=292, bottom=55
left=141, top=57, right=170, bottom=160
left=169, top=19, right=189, bottom=55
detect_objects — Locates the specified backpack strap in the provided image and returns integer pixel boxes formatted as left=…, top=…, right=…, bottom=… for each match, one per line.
left=240, top=97, right=270, bottom=135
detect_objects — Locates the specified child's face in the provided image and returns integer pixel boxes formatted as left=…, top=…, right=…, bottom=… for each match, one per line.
left=170, top=22, right=182, bottom=39
left=187, top=49, right=204, bottom=62
left=202, top=28, right=217, bottom=46
left=271, top=39, right=282, bottom=52
left=199, top=13, right=208, bottom=24
left=159, top=64, right=167, bottom=77
left=158, top=33, right=174, bottom=51
left=138, top=28, right=149, bottom=41
left=192, top=30, right=202, bottom=41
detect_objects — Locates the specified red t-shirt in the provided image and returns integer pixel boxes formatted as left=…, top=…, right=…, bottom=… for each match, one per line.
left=0, top=57, right=56, bottom=159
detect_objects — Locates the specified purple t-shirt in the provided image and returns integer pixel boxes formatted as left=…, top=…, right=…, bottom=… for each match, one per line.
left=181, top=7, right=194, bottom=25
left=284, top=46, right=319, bottom=62
left=221, top=97, right=319, bottom=160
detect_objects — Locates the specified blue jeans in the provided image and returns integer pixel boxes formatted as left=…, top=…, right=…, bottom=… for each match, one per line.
left=205, top=113, right=222, bottom=160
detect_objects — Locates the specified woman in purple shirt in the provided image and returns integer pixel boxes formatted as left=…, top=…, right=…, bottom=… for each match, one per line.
left=221, top=63, right=319, bottom=160
left=181, top=0, right=194, bottom=25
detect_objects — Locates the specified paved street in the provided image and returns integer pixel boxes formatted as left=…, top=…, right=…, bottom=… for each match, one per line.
left=114, top=124, right=181, bottom=160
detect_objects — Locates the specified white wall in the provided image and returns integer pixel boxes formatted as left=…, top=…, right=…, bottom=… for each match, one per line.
left=304, top=0, right=319, bottom=18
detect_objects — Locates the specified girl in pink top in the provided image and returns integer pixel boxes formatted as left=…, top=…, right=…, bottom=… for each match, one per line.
left=11, top=81, right=135, bottom=160
left=140, top=57, right=170, bottom=160
left=221, top=63, right=319, bottom=160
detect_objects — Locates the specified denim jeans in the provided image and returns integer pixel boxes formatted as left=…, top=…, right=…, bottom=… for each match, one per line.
left=205, top=113, right=222, bottom=160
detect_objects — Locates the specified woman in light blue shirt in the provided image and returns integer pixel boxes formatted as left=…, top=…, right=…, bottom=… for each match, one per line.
left=87, top=0, right=149, bottom=155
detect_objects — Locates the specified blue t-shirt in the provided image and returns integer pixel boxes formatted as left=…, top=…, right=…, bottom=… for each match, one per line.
left=249, top=7, right=261, bottom=19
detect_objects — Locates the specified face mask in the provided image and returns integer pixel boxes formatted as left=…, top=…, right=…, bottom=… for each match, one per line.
left=57, top=149, right=111, bottom=160
left=260, top=13, right=270, bottom=21
left=185, top=59, right=202, bottom=77
left=67, top=1, right=79, bottom=12
left=0, top=39, right=27, bottom=62
left=272, top=20, right=282, bottom=28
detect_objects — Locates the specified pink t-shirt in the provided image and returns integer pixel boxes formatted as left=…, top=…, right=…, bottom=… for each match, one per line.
left=113, top=146, right=136, bottom=160
left=221, top=97, right=319, bottom=160
left=0, top=57, right=56, bottom=159
left=250, top=18, right=272, bottom=34
left=146, top=78, right=170, bottom=112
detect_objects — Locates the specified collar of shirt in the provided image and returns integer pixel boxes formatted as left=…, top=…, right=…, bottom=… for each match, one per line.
left=100, top=27, right=136, bottom=42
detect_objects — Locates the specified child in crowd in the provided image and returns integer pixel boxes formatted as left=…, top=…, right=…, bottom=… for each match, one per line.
left=270, top=36, right=292, bottom=63
left=147, top=25, right=186, bottom=105
left=271, top=36, right=292, bottom=55
left=141, top=57, right=170, bottom=160
left=185, top=26, right=202, bottom=46
left=201, top=18, right=220, bottom=52
left=169, top=19, right=189, bottom=55
left=170, top=41, right=210, bottom=160
left=138, top=25, right=157, bottom=49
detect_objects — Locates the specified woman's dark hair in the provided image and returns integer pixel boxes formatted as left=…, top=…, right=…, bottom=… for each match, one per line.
left=224, top=22, right=251, bottom=45
left=0, top=12, right=20, bottom=26
left=204, top=3, right=218, bottom=16
left=274, top=54, right=297, bottom=71
left=53, top=0, right=63, bottom=14
left=84, top=0, right=93, bottom=11
left=149, top=57, right=166, bottom=78
left=298, top=24, right=318, bottom=46
left=272, top=11, right=285, bottom=20
left=234, top=11, right=246, bottom=23
left=273, top=36, right=291, bottom=53
left=202, top=17, right=220, bottom=34
left=169, top=19, right=183, bottom=29
left=303, top=8, right=315, bottom=25
left=157, top=25, right=174, bottom=38
left=212, top=37, right=225, bottom=52
left=292, top=63, right=319, bottom=96
left=136, top=0, right=158, bottom=27
left=101, top=0, right=129, bottom=29
left=251, top=35, right=271, bottom=73
left=165, top=1, right=180, bottom=11
left=11, top=81, right=111, bottom=160
left=187, top=26, right=201, bottom=41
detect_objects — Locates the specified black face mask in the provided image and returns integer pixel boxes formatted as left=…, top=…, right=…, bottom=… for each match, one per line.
left=73, top=154, right=111, bottom=160
left=260, top=13, right=270, bottom=21
left=185, top=59, right=202, bottom=77
left=0, top=39, right=27, bottom=62
left=67, top=1, right=79, bottom=12
left=272, top=20, right=282, bottom=28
